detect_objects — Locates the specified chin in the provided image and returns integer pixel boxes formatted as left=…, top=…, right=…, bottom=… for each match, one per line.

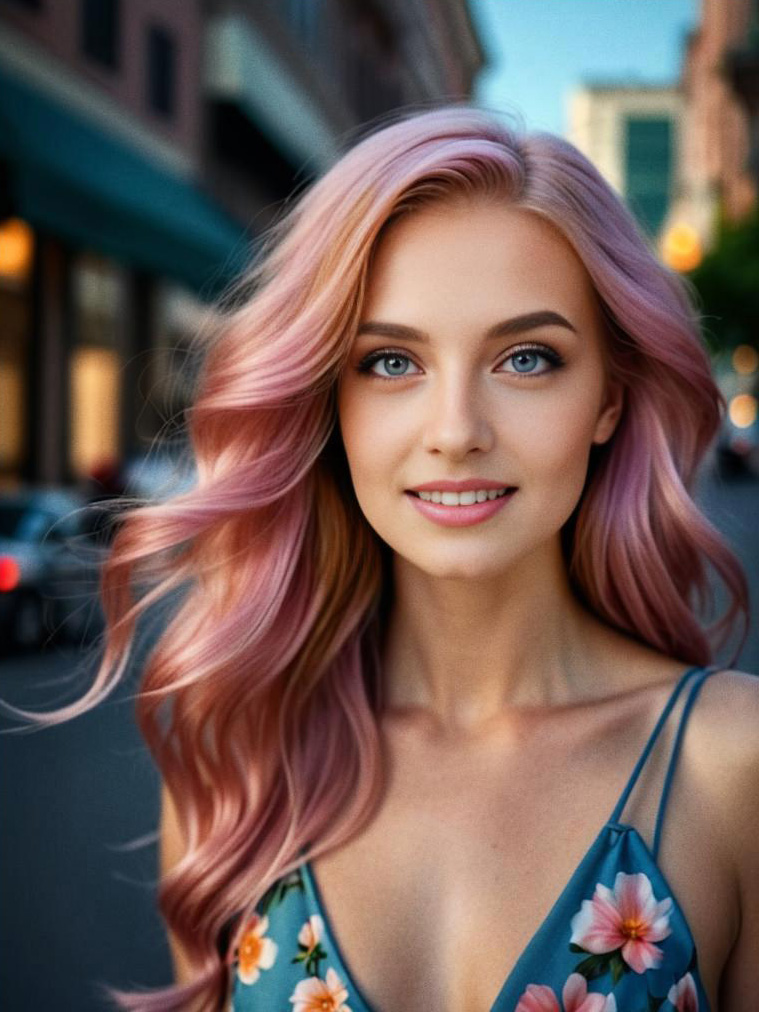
left=406, top=549, right=513, bottom=582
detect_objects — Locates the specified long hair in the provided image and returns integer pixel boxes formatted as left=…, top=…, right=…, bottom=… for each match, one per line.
left=2, top=103, right=749, bottom=1010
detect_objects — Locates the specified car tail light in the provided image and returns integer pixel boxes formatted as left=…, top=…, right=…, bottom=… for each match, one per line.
left=0, top=556, right=20, bottom=592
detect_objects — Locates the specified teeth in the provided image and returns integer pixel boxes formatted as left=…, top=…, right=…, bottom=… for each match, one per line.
left=416, top=488, right=510, bottom=505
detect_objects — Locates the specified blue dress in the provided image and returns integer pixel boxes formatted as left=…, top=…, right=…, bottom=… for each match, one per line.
left=228, top=664, right=718, bottom=1011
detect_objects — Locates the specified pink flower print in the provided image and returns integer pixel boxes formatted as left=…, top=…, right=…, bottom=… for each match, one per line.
left=289, top=966, right=352, bottom=1011
left=516, top=973, right=617, bottom=1012
left=570, top=871, right=673, bottom=973
left=668, top=972, right=699, bottom=1012
left=298, top=914, right=325, bottom=953
left=235, top=912, right=278, bottom=984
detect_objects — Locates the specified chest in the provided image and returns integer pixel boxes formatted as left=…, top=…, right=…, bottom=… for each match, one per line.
left=306, top=722, right=734, bottom=1012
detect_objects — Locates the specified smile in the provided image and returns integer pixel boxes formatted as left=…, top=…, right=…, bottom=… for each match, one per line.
left=405, top=488, right=517, bottom=528
left=411, top=488, right=511, bottom=505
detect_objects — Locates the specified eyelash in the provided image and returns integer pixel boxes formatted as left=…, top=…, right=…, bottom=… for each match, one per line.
left=355, top=343, right=566, bottom=381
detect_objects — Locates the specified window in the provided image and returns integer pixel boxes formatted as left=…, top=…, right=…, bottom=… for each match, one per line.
left=69, top=253, right=124, bottom=479
left=0, top=218, right=34, bottom=483
left=624, top=115, right=673, bottom=240
left=146, top=25, right=176, bottom=118
left=81, top=0, right=120, bottom=70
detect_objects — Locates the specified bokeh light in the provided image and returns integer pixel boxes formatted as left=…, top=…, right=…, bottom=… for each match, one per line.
left=728, top=393, right=758, bottom=429
left=732, top=344, right=759, bottom=375
left=661, top=222, right=702, bottom=272
left=0, top=218, right=34, bottom=281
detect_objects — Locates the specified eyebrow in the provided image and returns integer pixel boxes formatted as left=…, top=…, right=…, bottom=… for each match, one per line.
left=356, top=310, right=578, bottom=343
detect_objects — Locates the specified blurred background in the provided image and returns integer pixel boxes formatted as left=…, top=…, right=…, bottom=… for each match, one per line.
left=0, top=1, right=757, bottom=1008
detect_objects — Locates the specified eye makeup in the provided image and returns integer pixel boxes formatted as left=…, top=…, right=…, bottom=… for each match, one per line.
left=355, top=342, right=566, bottom=381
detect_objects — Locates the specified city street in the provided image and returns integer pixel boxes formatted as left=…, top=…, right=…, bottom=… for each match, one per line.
left=1, top=0, right=757, bottom=1008
left=0, top=619, right=174, bottom=1008
left=0, top=463, right=757, bottom=1010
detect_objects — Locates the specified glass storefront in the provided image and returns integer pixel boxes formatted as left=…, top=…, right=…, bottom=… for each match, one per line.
left=69, top=252, right=124, bottom=480
left=0, top=218, right=33, bottom=490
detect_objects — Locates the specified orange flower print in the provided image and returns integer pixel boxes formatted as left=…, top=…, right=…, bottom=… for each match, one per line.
left=289, top=966, right=352, bottom=1011
left=570, top=871, right=673, bottom=973
left=234, top=912, right=279, bottom=985
left=668, top=972, right=699, bottom=1012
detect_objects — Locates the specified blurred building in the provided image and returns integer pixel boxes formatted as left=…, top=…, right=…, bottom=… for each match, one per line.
left=567, top=83, right=683, bottom=250
left=567, top=0, right=759, bottom=276
left=668, top=0, right=757, bottom=262
left=0, top=0, right=485, bottom=492
left=0, top=0, right=240, bottom=493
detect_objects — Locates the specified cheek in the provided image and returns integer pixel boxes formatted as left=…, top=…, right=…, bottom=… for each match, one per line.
left=504, top=393, right=600, bottom=507
left=337, top=389, right=404, bottom=493
left=515, top=378, right=602, bottom=462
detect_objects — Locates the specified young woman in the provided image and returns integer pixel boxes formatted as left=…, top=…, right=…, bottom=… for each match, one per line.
left=10, top=105, right=757, bottom=1011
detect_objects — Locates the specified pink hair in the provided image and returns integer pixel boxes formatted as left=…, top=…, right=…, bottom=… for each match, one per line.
left=1, top=103, right=749, bottom=1009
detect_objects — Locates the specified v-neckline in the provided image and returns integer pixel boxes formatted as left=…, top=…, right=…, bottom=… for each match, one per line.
left=299, top=819, right=705, bottom=1012
left=295, top=665, right=710, bottom=1012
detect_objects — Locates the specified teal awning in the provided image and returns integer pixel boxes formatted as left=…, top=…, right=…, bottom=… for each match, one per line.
left=0, top=66, right=249, bottom=296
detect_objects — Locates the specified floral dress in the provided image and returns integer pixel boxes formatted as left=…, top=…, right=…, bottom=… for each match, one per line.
left=228, top=665, right=717, bottom=1011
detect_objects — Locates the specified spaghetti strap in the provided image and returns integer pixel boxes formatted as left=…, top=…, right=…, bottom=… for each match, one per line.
left=608, top=663, right=709, bottom=827
left=651, top=664, right=720, bottom=860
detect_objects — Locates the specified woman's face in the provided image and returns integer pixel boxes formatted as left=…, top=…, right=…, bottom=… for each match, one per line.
left=336, top=198, right=623, bottom=581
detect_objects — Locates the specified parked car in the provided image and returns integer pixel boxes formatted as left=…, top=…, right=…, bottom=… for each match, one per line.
left=0, top=487, right=105, bottom=653
left=121, top=447, right=197, bottom=500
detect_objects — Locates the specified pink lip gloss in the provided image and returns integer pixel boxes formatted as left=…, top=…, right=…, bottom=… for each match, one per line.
left=405, top=489, right=517, bottom=528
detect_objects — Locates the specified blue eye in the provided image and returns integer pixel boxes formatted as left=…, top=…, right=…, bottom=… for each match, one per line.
left=499, top=346, right=564, bottom=376
left=357, top=351, right=421, bottom=379
left=356, top=344, right=565, bottom=381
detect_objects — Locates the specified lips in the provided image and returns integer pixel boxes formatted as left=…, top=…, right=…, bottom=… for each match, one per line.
left=405, top=487, right=517, bottom=527
left=408, top=479, right=517, bottom=493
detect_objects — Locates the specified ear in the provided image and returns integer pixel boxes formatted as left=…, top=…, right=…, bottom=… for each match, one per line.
left=592, top=377, right=624, bottom=446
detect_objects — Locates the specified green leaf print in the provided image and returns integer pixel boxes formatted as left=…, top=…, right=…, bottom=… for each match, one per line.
left=574, top=952, right=612, bottom=980
left=291, top=939, right=329, bottom=977
left=609, top=952, right=628, bottom=986
left=259, top=869, right=305, bottom=916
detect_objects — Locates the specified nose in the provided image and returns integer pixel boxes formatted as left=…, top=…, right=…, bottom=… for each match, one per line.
left=420, top=373, right=494, bottom=459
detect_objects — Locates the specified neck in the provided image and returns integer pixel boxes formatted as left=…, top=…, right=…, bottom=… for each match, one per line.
left=380, top=537, right=622, bottom=737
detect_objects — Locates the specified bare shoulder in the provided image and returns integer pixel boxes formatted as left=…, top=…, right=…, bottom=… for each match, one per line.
left=692, top=667, right=759, bottom=763
left=687, top=668, right=759, bottom=791
left=694, top=669, right=759, bottom=1009
left=690, top=669, right=759, bottom=893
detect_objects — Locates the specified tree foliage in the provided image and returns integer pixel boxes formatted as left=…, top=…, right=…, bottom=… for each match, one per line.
left=688, top=204, right=759, bottom=355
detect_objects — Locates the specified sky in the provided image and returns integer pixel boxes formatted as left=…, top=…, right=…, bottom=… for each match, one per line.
left=468, top=0, right=700, bottom=136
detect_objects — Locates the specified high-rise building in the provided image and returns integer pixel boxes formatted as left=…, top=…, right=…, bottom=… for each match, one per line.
left=568, top=82, right=683, bottom=249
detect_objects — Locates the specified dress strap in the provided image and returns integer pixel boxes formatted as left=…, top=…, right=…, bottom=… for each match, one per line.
left=651, top=664, right=720, bottom=860
left=608, top=664, right=712, bottom=827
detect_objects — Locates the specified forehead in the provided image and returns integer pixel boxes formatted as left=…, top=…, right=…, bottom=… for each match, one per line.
left=362, top=200, right=600, bottom=328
